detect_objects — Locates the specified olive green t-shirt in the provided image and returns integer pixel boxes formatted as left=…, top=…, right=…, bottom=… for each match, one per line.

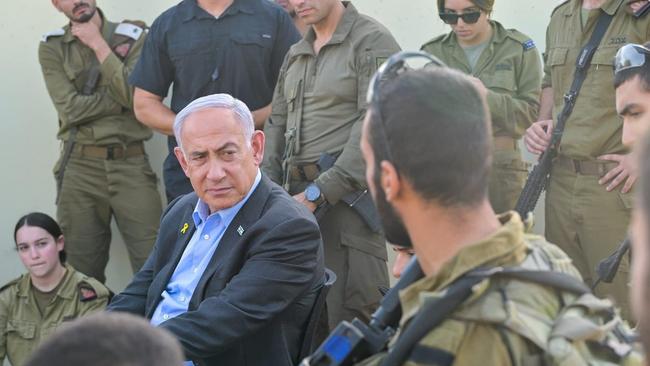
left=31, top=271, right=66, bottom=316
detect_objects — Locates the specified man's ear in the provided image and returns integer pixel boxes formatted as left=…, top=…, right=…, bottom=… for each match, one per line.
left=380, top=160, right=400, bottom=202
left=251, top=130, right=265, bottom=165
left=174, top=147, right=190, bottom=178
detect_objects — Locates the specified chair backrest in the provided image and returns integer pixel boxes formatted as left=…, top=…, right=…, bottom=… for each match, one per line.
left=297, top=268, right=337, bottom=361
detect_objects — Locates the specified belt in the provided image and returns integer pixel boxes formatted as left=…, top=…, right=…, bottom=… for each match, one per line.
left=493, top=136, right=517, bottom=150
left=289, top=164, right=320, bottom=182
left=72, top=142, right=145, bottom=160
left=554, top=156, right=616, bottom=177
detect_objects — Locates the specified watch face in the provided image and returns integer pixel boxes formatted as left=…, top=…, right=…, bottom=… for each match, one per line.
left=305, top=184, right=321, bottom=202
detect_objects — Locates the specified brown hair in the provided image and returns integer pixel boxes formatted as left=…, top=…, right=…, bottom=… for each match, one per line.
left=437, top=0, right=495, bottom=13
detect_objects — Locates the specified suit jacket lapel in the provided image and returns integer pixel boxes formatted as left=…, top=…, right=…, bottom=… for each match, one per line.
left=147, top=196, right=198, bottom=318
left=193, top=175, right=273, bottom=298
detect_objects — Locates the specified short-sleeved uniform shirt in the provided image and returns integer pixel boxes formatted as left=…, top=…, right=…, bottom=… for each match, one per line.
left=543, top=0, right=650, bottom=160
left=129, top=0, right=300, bottom=198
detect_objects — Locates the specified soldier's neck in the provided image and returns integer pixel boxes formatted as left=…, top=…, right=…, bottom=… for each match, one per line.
left=582, top=0, right=607, bottom=10
left=402, top=199, right=502, bottom=277
left=312, top=1, right=345, bottom=53
left=31, top=265, right=67, bottom=293
left=198, top=0, right=235, bottom=18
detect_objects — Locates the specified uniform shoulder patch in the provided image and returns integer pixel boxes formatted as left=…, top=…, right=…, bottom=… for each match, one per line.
left=522, top=39, right=536, bottom=51
left=77, top=277, right=110, bottom=302
left=41, top=28, right=65, bottom=42
left=114, top=21, right=145, bottom=41
left=506, top=29, right=536, bottom=51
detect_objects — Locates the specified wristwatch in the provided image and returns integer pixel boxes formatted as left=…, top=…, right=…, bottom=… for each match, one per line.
left=305, top=183, right=325, bottom=206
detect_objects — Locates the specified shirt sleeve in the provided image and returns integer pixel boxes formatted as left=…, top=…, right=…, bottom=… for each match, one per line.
left=485, top=43, right=542, bottom=138
left=99, top=28, right=148, bottom=109
left=128, top=17, right=175, bottom=98
left=38, top=42, right=122, bottom=128
left=316, top=32, right=401, bottom=204
left=262, top=53, right=291, bottom=185
left=269, top=11, right=301, bottom=88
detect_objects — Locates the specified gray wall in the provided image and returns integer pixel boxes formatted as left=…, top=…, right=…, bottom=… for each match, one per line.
left=0, top=0, right=557, bottom=294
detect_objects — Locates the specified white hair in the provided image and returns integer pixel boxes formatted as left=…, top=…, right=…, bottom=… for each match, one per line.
left=173, top=94, right=255, bottom=152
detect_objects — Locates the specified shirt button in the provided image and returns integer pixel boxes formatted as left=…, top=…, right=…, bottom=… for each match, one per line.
left=203, top=234, right=210, bottom=240
left=193, top=267, right=199, bottom=273
left=163, top=314, right=170, bottom=320
left=179, top=296, right=186, bottom=302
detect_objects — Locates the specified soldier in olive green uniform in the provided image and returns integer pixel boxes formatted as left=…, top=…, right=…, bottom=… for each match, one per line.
left=1, top=212, right=109, bottom=366
left=0, top=264, right=109, bottom=366
left=38, top=0, right=162, bottom=283
left=263, top=0, right=401, bottom=327
left=524, top=0, right=650, bottom=321
left=422, top=0, right=542, bottom=214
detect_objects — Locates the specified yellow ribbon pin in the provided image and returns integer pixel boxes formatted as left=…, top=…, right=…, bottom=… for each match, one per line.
left=180, top=223, right=189, bottom=234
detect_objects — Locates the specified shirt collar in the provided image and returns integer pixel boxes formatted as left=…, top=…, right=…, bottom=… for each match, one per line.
left=181, top=0, right=255, bottom=22
left=17, top=264, right=76, bottom=300
left=192, top=169, right=262, bottom=226
left=399, top=212, right=529, bottom=319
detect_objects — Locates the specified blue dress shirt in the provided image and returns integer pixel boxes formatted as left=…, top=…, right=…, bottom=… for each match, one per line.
left=151, top=170, right=262, bottom=365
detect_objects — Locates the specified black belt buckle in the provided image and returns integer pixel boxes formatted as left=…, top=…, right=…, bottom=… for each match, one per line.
left=106, top=146, right=115, bottom=160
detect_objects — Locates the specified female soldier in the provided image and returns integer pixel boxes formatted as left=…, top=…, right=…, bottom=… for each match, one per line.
left=0, top=212, right=110, bottom=366
left=422, top=0, right=542, bottom=214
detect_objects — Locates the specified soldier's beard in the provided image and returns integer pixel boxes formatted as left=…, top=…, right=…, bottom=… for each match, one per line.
left=372, top=170, right=412, bottom=248
left=70, top=3, right=96, bottom=23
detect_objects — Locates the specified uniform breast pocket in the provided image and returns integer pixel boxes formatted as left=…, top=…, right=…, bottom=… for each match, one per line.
left=6, top=319, right=36, bottom=343
left=169, top=39, right=216, bottom=81
left=484, top=72, right=517, bottom=93
left=229, top=33, right=273, bottom=69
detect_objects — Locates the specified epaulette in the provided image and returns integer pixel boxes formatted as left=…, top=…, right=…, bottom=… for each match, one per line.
left=420, top=33, right=448, bottom=50
left=506, top=29, right=537, bottom=51
left=78, top=277, right=110, bottom=302
left=0, top=277, right=21, bottom=294
left=551, top=0, right=571, bottom=17
left=114, top=20, right=147, bottom=41
left=41, top=28, right=65, bottom=42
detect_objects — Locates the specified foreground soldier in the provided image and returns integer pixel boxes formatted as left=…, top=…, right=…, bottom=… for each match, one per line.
left=524, top=0, right=650, bottom=320
left=38, top=0, right=162, bottom=283
left=263, top=0, right=400, bottom=327
left=422, top=0, right=541, bottom=213
left=356, top=64, right=587, bottom=365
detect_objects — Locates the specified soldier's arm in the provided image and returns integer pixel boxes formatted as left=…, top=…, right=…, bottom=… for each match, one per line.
left=315, top=33, right=401, bottom=204
left=485, top=42, right=543, bottom=138
left=262, top=54, right=291, bottom=185
left=38, top=42, right=121, bottom=127
left=0, top=286, right=12, bottom=363
left=99, top=27, right=147, bottom=109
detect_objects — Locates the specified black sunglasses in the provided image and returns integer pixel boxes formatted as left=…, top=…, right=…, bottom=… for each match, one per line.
left=366, top=51, right=447, bottom=164
left=439, top=11, right=482, bottom=25
left=614, top=43, right=650, bottom=74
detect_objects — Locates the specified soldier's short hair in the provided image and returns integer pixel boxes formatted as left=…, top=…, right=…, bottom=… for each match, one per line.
left=14, top=212, right=66, bottom=263
left=614, top=42, right=650, bottom=92
left=24, top=312, right=184, bottom=366
left=366, top=67, right=492, bottom=208
left=173, top=93, right=255, bottom=152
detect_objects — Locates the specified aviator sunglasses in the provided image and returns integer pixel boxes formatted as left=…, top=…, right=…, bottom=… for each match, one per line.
left=438, top=10, right=482, bottom=25
left=614, top=43, right=650, bottom=74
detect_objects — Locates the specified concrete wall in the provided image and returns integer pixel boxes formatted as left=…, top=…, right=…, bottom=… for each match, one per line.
left=0, top=0, right=558, bottom=294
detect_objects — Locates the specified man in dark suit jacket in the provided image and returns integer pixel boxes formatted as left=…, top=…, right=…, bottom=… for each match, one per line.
left=108, top=93, right=325, bottom=366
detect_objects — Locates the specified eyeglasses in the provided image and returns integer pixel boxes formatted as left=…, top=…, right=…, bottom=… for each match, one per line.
left=614, top=43, right=650, bottom=74
left=439, top=11, right=482, bottom=25
left=366, top=51, right=447, bottom=164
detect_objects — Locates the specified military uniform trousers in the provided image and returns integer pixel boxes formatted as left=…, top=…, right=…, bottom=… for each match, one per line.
left=488, top=137, right=529, bottom=214
left=55, top=144, right=162, bottom=283
left=290, top=180, right=388, bottom=329
left=545, top=158, right=631, bottom=320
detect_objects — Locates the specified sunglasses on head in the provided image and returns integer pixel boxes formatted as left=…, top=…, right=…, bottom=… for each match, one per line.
left=614, top=43, right=650, bottom=74
left=439, top=10, right=482, bottom=25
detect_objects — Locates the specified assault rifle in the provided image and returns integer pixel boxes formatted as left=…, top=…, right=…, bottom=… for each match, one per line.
left=514, top=12, right=614, bottom=219
left=300, top=257, right=424, bottom=366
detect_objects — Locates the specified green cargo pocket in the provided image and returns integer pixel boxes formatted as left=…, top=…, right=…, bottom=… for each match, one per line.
left=617, top=190, right=633, bottom=210
left=340, top=231, right=388, bottom=309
